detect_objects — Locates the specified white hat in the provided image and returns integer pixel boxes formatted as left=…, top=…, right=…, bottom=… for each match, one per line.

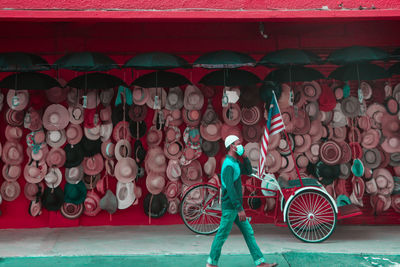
left=116, top=181, right=136, bottom=210
left=224, top=135, right=239, bottom=148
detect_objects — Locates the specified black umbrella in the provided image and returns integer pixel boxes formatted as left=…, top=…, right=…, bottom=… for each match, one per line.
left=199, top=69, right=261, bottom=86
left=388, top=62, right=400, bottom=76
left=123, top=52, right=189, bottom=70
left=258, top=48, right=323, bottom=67
left=264, top=66, right=325, bottom=82
left=131, top=71, right=191, bottom=88
left=0, top=72, right=60, bottom=90
left=194, top=50, right=256, bottom=68
left=55, top=52, right=119, bottom=71
left=67, top=72, right=127, bottom=90
left=0, top=52, right=51, bottom=72
left=327, top=46, right=389, bottom=65
left=328, top=63, right=389, bottom=81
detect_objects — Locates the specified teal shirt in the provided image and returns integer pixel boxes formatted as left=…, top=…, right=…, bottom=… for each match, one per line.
left=220, top=155, right=253, bottom=211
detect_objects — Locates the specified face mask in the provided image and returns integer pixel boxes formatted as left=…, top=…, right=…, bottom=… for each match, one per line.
left=235, top=145, right=244, bottom=156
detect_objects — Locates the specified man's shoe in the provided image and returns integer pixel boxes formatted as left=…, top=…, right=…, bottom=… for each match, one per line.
left=257, top=263, right=278, bottom=267
left=206, top=264, right=218, bottom=267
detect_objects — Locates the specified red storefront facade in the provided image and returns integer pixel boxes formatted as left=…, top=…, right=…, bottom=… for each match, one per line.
left=0, top=0, right=399, bottom=229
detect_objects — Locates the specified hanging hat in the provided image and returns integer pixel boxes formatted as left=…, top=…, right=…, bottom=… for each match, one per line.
left=64, top=143, right=85, bottom=168
left=146, top=87, right=167, bottom=109
left=129, top=120, right=147, bottom=140
left=46, top=129, right=67, bottom=148
left=184, top=85, right=204, bottom=110
left=84, top=90, right=100, bottom=109
left=165, top=126, right=181, bottom=143
left=132, top=87, right=149, bottom=106
left=6, top=90, right=29, bottom=111
left=83, top=174, right=101, bottom=190
left=115, top=157, right=138, bottom=183
left=83, top=109, right=100, bottom=129
left=182, top=108, right=201, bottom=127
left=381, top=137, right=400, bottom=153
left=366, top=103, right=386, bottom=129
left=5, top=126, right=23, bottom=141
left=241, top=106, right=261, bottom=126
left=244, top=142, right=260, bottom=167
left=24, top=182, right=44, bottom=201
left=280, top=106, right=294, bottom=133
left=67, top=87, right=82, bottom=106
left=338, top=141, right=352, bottom=164
left=83, top=191, right=101, bottom=216
left=294, top=134, right=312, bottom=153
left=112, top=121, right=131, bottom=143
left=128, top=104, right=147, bottom=122
left=370, top=194, right=391, bottom=216
left=166, top=159, right=181, bottom=181
left=338, top=163, right=351, bottom=179
left=293, top=86, right=307, bottom=108
left=391, top=194, right=400, bottom=214
left=168, top=198, right=180, bottom=215
left=360, top=129, right=379, bottom=150
left=42, top=186, right=64, bottom=211
left=204, top=157, right=216, bottom=177
left=381, top=114, right=400, bottom=138
left=358, top=116, right=371, bottom=131
left=42, top=104, right=69, bottom=131
left=100, top=87, right=114, bottom=106
left=2, top=141, right=23, bottom=165
left=68, top=105, right=84, bottom=125
left=134, top=140, right=146, bottom=162
left=341, top=96, right=360, bottom=118
left=295, top=154, right=309, bottom=169
left=82, top=154, right=104, bottom=176
left=180, top=146, right=202, bottom=166
left=305, top=101, right=320, bottom=121
left=100, top=189, right=118, bottom=214
left=146, top=126, right=163, bottom=148
left=201, top=101, right=219, bottom=125
left=116, top=181, right=136, bottom=210
left=5, top=109, right=24, bottom=126
left=164, top=141, right=184, bottom=160
left=84, top=124, right=101, bottom=141
left=359, top=81, right=373, bottom=100
left=378, top=147, right=391, bottom=169
left=46, top=147, right=66, bottom=168
left=60, top=203, right=84, bottom=220
left=302, top=81, right=322, bottom=102
left=145, top=147, right=167, bottom=173
left=46, top=78, right=68, bottom=103
left=44, top=167, right=63, bottom=188
left=277, top=134, right=295, bottom=156
left=66, top=124, right=83, bottom=145
left=373, top=168, right=394, bottom=195
left=181, top=160, right=203, bottom=186
left=384, top=97, right=399, bottom=115
left=332, top=103, right=348, bottom=128
left=320, top=141, right=342, bottom=165
left=390, top=153, right=400, bottom=167
left=222, top=103, right=241, bottom=126
left=24, top=108, right=43, bottom=131
left=201, top=141, right=220, bottom=157
left=277, top=84, right=291, bottom=109
left=200, top=121, right=222, bottom=142
left=114, top=139, right=132, bottom=161
left=165, top=109, right=183, bottom=127
left=265, top=150, right=282, bottom=174
left=164, top=180, right=181, bottom=200
left=165, top=87, right=184, bottom=110
left=331, top=126, right=347, bottom=143
left=143, top=193, right=168, bottom=218
left=320, top=110, right=333, bottom=126
left=0, top=181, right=21, bottom=201
left=242, top=124, right=262, bottom=143
left=65, top=165, right=84, bottom=184
left=308, top=120, right=323, bottom=143
left=111, top=104, right=130, bottom=126
left=3, top=164, right=21, bottom=182
left=362, top=148, right=382, bottom=170
left=221, top=124, right=242, bottom=143
left=64, top=181, right=87, bottom=205
left=280, top=155, right=295, bottom=174
left=23, top=161, right=47, bottom=184
left=293, top=109, right=311, bottom=135
left=146, top=172, right=166, bottom=195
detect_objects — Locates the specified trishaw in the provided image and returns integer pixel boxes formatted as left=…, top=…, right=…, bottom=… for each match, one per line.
left=180, top=167, right=363, bottom=243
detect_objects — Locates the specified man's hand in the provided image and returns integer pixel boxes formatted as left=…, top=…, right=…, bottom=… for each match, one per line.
left=238, top=210, right=246, bottom=221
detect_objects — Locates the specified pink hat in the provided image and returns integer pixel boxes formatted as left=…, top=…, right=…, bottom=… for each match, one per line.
left=24, top=182, right=44, bottom=201
left=146, top=172, right=166, bottom=195
left=358, top=116, right=371, bottom=131
left=391, top=194, right=400, bottom=213
left=244, top=142, right=260, bottom=167
left=268, top=133, right=281, bottom=150
left=181, top=160, right=203, bottom=186
left=166, top=109, right=183, bottom=127
left=381, top=137, right=400, bottom=153
left=42, top=104, right=69, bottom=130
left=112, top=121, right=132, bottom=142
left=67, top=87, right=82, bottom=106
left=366, top=103, right=386, bottom=129
left=294, top=134, right=312, bottom=153
left=84, top=124, right=101, bottom=141
left=242, top=124, right=262, bottom=143
left=44, top=167, right=62, bottom=188
left=361, top=129, right=380, bottom=149
left=164, top=180, right=181, bottom=199
left=221, top=124, right=242, bottom=143
left=85, top=90, right=100, bottom=109
left=293, top=109, right=311, bottom=135
left=83, top=154, right=104, bottom=176
left=281, top=107, right=294, bottom=133
left=3, top=164, right=21, bottom=182
left=381, top=114, right=400, bottom=138
left=360, top=81, right=373, bottom=100
left=309, top=120, right=323, bottom=143
left=5, top=126, right=23, bottom=141
left=2, top=141, right=23, bottom=165
left=132, top=87, right=150, bottom=106
left=6, top=109, right=24, bottom=126
left=146, top=126, right=163, bottom=147
left=168, top=198, right=180, bottom=215
left=6, top=90, right=29, bottom=111
left=278, top=84, right=291, bottom=109
left=114, top=139, right=132, bottom=161
left=200, top=121, right=222, bottom=142
left=115, top=157, right=138, bottom=183
left=23, top=161, right=47, bottom=184
left=164, top=141, right=184, bottom=160
left=46, top=148, right=66, bottom=168
left=145, top=147, right=167, bottom=174
left=332, top=127, right=347, bottom=143
left=146, top=87, right=167, bottom=109
left=182, top=108, right=201, bottom=127
left=183, top=85, right=204, bottom=111
left=24, top=108, right=43, bottom=131
left=320, top=141, right=342, bottom=165
left=165, top=126, right=181, bottom=143
left=204, top=157, right=216, bottom=177
left=100, top=106, right=112, bottom=123
left=222, top=103, right=241, bottom=126
left=101, top=140, right=115, bottom=159
left=46, top=78, right=68, bottom=103
left=296, top=154, right=309, bottom=169
left=348, top=127, right=362, bottom=143
left=66, top=124, right=83, bottom=145
left=338, top=141, right=352, bottom=164
left=180, top=147, right=202, bottom=166
left=241, top=106, right=261, bottom=125
left=373, top=168, right=394, bottom=195
left=305, top=143, right=320, bottom=164
left=280, top=155, right=295, bottom=173
left=1, top=181, right=21, bottom=201
left=306, top=101, right=320, bottom=120
left=84, top=191, right=101, bottom=216
left=68, top=105, right=84, bottom=125
left=166, top=159, right=181, bottom=181
left=370, top=194, right=391, bottom=215
left=302, top=81, right=322, bottom=102
left=265, top=150, right=282, bottom=173
left=46, top=129, right=67, bottom=148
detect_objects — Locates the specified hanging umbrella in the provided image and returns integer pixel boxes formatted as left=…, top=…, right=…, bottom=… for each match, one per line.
left=329, top=63, right=389, bottom=81
left=67, top=72, right=127, bottom=89
left=390, top=48, right=400, bottom=60
left=55, top=52, right=118, bottom=71
left=0, top=52, right=51, bottom=72
left=388, top=62, right=400, bottom=76
left=123, top=52, right=189, bottom=70
left=264, top=66, right=325, bottom=82
left=327, top=46, right=389, bottom=65
left=193, top=50, right=255, bottom=68
left=257, top=48, right=323, bottom=67
left=0, top=72, right=60, bottom=90
left=131, top=71, right=191, bottom=88
left=199, top=69, right=261, bottom=86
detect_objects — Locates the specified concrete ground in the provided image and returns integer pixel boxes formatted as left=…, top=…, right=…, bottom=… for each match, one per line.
left=0, top=224, right=399, bottom=266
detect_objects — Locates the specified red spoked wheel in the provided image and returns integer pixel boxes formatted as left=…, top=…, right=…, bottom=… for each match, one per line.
left=286, top=190, right=337, bottom=243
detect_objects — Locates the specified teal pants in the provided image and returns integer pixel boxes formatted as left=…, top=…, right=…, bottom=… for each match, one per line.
left=207, top=209, right=266, bottom=266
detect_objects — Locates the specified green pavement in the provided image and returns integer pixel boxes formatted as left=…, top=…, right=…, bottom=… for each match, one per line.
left=1, top=253, right=399, bottom=267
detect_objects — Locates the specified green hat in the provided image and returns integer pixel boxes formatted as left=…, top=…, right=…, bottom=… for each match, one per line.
left=351, top=158, right=365, bottom=177
left=64, top=181, right=87, bottom=205
left=336, top=194, right=351, bottom=207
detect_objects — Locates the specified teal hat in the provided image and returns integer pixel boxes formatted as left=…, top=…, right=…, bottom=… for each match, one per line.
left=336, top=194, right=351, bottom=207
left=351, top=158, right=365, bottom=177
left=64, top=181, right=87, bottom=205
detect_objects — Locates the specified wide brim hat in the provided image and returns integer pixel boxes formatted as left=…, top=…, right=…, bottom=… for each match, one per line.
left=146, top=172, right=166, bottom=195
left=42, top=186, right=64, bottom=211
left=46, top=79, right=68, bottom=104
left=80, top=136, right=100, bottom=157
left=390, top=153, right=400, bottom=167
left=132, top=87, right=150, bottom=106
left=370, top=194, right=391, bottom=215
left=292, top=109, right=311, bottom=135
left=82, top=174, right=101, bottom=190
left=305, top=101, right=320, bottom=121
left=82, top=154, right=104, bottom=176
left=358, top=116, right=371, bottom=131
left=221, top=124, right=243, bottom=143
left=168, top=198, right=180, bottom=215
left=295, top=154, right=309, bottom=169
left=338, top=141, right=352, bottom=164
left=332, top=103, right=348, bottom=128
left=202, top=101, right=218, bottom=125
left=165, top=126, right=181, bottom=143
left=180, top=147, right=202, bottom=166
left=184, top=85, right=204, bottom=111
left=265, top=150, right=282, bottom=174
left=241, top=106, right=261, bottom=126
left=200, top=121, right=222, bottom=142
left=362, top=148, right=382, bottom=170
left=129, top=104, right=148, bottom=122
left=165, top=109, right=183, bottom=127
left=381, top=114, right=400, bottom=138
left=7, top=90, right=29, bottom=111
left=391, top=194, right=400, bottom=213
left=164, top=180, right=181, bottom=200
left=146, top=126, right=163, bottom=148
left=182, top=108, right=201, bottom=127
left=24, top=182, right=44, bottom=201
left=85, top=90, right=100, bottom=109
left=68, top=105, right=84, bottom=125
left=44, top=167, right=63, bottom=188
left=277, top=134, right=295, bottom=156
left=242, top=124, right=262, bottom=143
left=3, top=164, right=22, bottom=182
left=100, top=87, right=114, bottom=106
left=64, top=181, right=87, bottom=205
left=2, top=141, right=23, bottom=165
left=381, top=137, right=400, bottom=153
left=166, top=86, right=184, bottom=110
left=145, top=147, right=167, bottom=173
left=100, top=189, right=118, bottom=214
left=280, top=155, right=295, bottom=173
left=116, top=181, right=136, bottom=210
left=366, top=103, right=386, bottom=129
left=166, top=159, right=182, bottom=181
left=309, top=120, right=323, bottom=143
left=181, top=159, right=203, bottom=186
left=101, top=138, right=115, bottom=160
left=84, top=124, right=101, bottom=141
left=60, top=203, right=84, bottom=220
left=361, top=129, right=380, bottom=149
left=341, top=96, right=360, bottom=118
left=373, top=168, right=394, bottom=195
left=277, top=83, right=291, bottom=109
left=5, top=109, right=24, bottom=126
left=143, top=193, right=168, bottom=218
left=320, top=140, right=342, bottom=165
left=244, top=142, right=260, bottom=167
left=222, top=103, right=241, bottom=126
left=65, top=165, right=84, bottom=184
left=83, top=190, right=101, bottom=216
left=64, top=143, right=85, bottom=168
left=66, top=124, right=83, bottom=145
left=331, top=126, right=347, bottom=143
left=115, top=157, right=138, bottom=183
left=302, top=81, right=322, bottom=102
left=164, top=141, right=184, bottom=160
left=129, top=120, right=147, bottom=139
left=384, top=96, right=399, bottom=115
left=201, top=140, right=220, bottom=157
left=23, top=161, right=48, bottom=184
left=183, top=127, right=202, bottom=149
left=112, top=121, right=132, bottom=142
left=24, top=108, right=43, bottom=131
left=1, top=181, right=21, bottom=201
left=146, top=87, right=167, bottom=109
left=5, top=125, right=23, bottom=141
left=293, top=86, right=307, bottom=108
left=46, top=147, right=66, bottom=169
left=46, top=129, right=67, bottom=148
left=115, top=139, right=132, bottom=161
left=42, top=104, right=69, bottom=131
left=360, top=81, right=373, bottom=100
left=294, top=134, right=312, bottom=153
left=204, top=157, right=216, bottom=177
left=280, top=106, right=294, bottom=133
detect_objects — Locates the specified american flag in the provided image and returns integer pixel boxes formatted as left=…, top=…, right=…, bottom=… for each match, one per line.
left=258, top=91, right=285, bottom=177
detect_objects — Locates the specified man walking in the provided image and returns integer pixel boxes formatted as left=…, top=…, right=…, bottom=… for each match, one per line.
left=206, top=135, right=278, bottom=267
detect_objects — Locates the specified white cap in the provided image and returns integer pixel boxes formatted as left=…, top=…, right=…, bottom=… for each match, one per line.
left=225, top=135, right=239, bottom=148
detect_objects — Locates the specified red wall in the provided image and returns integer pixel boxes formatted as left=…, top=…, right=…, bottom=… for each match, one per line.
left=0, top=20, right=400, bottom=228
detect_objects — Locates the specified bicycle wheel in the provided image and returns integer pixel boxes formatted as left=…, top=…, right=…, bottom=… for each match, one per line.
left=180, top=184, right=221, bottom=235
left=286, top=190, right=337, bottom=243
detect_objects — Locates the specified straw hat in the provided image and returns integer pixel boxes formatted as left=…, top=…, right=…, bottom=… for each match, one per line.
left=65, top=165, right=84, bottom=184
left=0, top=181, right=21, bottom=201
left=146, top=172, right=166, bottom=195
left=115, top=157, right=137, bottom=183
left=181, top=160, right=203, bottom=186
left=166, top=87, right=184, bottom=110
left=166, top=159, right=181, bottom=181
left=6, top=90, right=29, bottom=111
left=366, top=103, right=386, bottom=129
left=100, top=88, right=115, bottom=106
left=46, top=147, right=66, bottom=168
left=265, top=150, right=282, bottom=174
left=5, top=126, right=23, bottom=141
left=222, top=103, right=241, bottom=126
left=46, top=129, right=67, bottom=148
left=24, top=182, right=44, bottom=201
left=44, top=167, right=63, bottom=188
left=46, top=78, right=68, bottom=104
left=200, top=121, right=222, bottom=142
left=60, top=203, right=84, bottom=220
left=146, top=126, right=163, bottom=148
left=82, top=154, right=104, bottom=176
left=115, top=139, right=132, bottom=161
left=43, top=104, right=69, bottom=131
left=381, top=114, right=400, bottom=138
left=293, top=109, right=311, bottom=135
left=3, top=164, right=22, bottom=182
left=242, top=124, right=262, bottom=143
left=24, top=108, right=43, bottom=131
left=68, top=105, right=84, bottom=125
left=204, top=157, right=216, bottom=177
left=5, top=109, right=24, bottom=126
left=362, top=148, right=382, bottom=170
left=116, top=181, right=136, bottom=210
left=2, top=141, right=23, bottom=165
left=241, top=106, right=261, bottom=126
left=83, top=191, right=101, bottom=216
left=145, top=147, right=167, bottom=174
left=373, top=168, right=394, bottom=195
left=302, top=81, right=322, bottom=102
left=66, top=124, right=83, bottom=145
left=182, top=108, right=201, bottom=127
left=146, top=87, right=167, bottom=109
left=341, top=96, right=360, bottom=118
left=132, top=87, right=149, bottom=106
left=294, top=134, right=311, bottom=153
left=184, top=85, right=204, bottom=110
left=164, top=141, right=184, bottom=160
left=381, top=137, right=400, bottom=153
left=112, top=121, right=132, bottom=142
left=320, top=141, right=342, bottom=165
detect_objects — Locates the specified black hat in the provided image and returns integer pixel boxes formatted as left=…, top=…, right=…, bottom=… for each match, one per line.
left=134, top=140, right=146, bottom=162
left=201, top=140, right=220, bottom=157
left=42, top=186, right=64, bottom=211
left=80, top=136, right=102, bottom=157
left=129, top=120, right=147, bottom=139
left=112, top=104, right=130, bottom=126
left=64, top=143, right=84, bottom=168
left=143, top=193, right=168, bottom=218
